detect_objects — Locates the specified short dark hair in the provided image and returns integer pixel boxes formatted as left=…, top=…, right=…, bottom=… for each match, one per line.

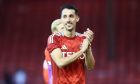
left=60, top=4, right=78, bottom=14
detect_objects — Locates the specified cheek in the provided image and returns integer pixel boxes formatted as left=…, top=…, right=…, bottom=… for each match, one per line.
left=61, top=19, right=66, bottom=22
left=63, top=20, right=67, bottom=24
left=70, top=19, right=76, bottom=23
left=72, top=20, right=77, bottom=24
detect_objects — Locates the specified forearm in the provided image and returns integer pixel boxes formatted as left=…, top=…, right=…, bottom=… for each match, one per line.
left=60, top=50, right=84, bottom=67
left=51, top=48, right=85, bottom=68
left=85, top=47, right=95, bottom=70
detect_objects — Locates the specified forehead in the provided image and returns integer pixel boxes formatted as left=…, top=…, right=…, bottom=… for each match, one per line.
left=61, top=8, right=76, bottom=15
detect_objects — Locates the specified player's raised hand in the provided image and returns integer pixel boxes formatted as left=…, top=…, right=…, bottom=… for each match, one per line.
left=84, top=28, right=94, bottom=43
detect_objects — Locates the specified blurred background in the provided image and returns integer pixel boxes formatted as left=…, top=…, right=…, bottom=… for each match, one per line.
left=0, top=0, right=140, bottom=84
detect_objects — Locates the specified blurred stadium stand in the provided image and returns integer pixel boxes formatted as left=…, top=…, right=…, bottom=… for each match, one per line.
left=0, top=0, right=140, bottom=84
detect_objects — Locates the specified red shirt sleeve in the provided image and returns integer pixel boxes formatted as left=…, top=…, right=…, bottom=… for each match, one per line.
left=47, top=34, right=61, bottom=53
left=44, top=48, right=51, bottom=61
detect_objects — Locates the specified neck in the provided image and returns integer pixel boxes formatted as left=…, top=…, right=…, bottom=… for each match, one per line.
left=64, top=29, right=76, bottom=37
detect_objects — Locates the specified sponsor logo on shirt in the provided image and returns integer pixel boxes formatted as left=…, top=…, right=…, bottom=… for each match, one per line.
left=61, top=45, right=85, bottom=60
left=62, top=51, right=85, bottom=60
left=61, top=45, right=67, bottom=50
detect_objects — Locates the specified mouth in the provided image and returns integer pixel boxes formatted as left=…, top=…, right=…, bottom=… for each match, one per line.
left=65, top=23, right=73, bottom=30
left=66, top=23, right=72, bottom=27
left=66, top=22, right=72, bottom=25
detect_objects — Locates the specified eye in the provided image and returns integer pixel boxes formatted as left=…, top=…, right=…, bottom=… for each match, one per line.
left=63, top=15, right=67, bottom=18
left=69, top=14, right=74, bottom=18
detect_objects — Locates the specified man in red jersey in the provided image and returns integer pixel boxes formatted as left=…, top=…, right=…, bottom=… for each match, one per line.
left=47, top=4, right=95, bottom=84
left=43, top=19, right=64, bottom=84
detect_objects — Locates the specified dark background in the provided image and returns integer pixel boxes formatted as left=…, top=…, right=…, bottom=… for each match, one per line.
left=0, top=0, right=140, bottom=84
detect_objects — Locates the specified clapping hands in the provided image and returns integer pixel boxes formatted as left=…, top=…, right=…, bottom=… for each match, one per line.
left=80, top=28, right=94, bottom=52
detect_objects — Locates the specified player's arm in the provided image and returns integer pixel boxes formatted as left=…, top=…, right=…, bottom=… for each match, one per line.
left=50, top=48, right=85, bottom=68
left=85, top=46, right=95, bottom=70
left=84, top=28, right=95, bottom=70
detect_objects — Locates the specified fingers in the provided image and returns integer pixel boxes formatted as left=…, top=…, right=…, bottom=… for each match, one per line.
left=87, top=28, right=94, bottom=35
left=84, top=32, right=92, bottom=42
left=84, top=28, right=94, bottom=43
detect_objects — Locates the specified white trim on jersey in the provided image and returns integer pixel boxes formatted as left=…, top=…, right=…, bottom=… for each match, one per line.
left=48, top=34, right=54, bottom=44
left=48, top=32, right=83, bottom=45
left=48, top=32, right=63, bottom=44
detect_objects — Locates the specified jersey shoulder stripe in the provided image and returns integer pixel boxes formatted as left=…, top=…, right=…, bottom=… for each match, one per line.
left=48, top=32, right=63, bottom=44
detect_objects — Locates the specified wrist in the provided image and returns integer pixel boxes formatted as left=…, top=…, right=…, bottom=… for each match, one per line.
left=80, top=49, right=85, bottom=53
left=87, top=46, right=91, bottom=51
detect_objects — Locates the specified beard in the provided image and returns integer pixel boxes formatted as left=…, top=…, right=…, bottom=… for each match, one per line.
left=65, top=22, right=73, bottom=31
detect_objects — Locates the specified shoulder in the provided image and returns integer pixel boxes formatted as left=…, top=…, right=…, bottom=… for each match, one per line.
left=47, top=32, right=64, bottom=44
left=50, top=32, right=64, bottom=37
left=76, top=32, right=86, bottom=38
left=48, top=32, right=63, bottom=40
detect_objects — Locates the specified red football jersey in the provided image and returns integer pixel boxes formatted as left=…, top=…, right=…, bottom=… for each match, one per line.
left=47, top=32, right=86, bottom=84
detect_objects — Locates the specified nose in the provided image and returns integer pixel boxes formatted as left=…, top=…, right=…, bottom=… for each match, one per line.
left=66, top=17, right=70, bottom=22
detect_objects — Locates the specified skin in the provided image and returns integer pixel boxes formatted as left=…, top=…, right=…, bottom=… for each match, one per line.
left=50, top=8, right=95, bottom=70
left=51, top=19, right=64, bottom=33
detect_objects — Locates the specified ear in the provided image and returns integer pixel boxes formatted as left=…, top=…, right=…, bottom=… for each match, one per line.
left=76, top=16, right=80, bottom=22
